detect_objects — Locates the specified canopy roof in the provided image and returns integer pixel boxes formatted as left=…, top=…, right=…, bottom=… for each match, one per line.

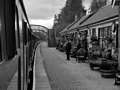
left=79, top=5, right=118, bottom=28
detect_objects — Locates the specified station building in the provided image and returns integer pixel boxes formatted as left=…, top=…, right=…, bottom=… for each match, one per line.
left=60, top=5, right=118, bottom=50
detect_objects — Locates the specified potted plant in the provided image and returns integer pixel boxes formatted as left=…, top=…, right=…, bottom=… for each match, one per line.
left=112, top=48, right=118, bottom=62
left=100, top=60, right=116, bottom=78
left=105, top=36, right=114, bottom=44
left=88, top=46, right=103, bottom=70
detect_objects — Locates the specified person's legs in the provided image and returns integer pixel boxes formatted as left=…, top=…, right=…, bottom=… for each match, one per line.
left=66, top=51, right=70, bottom=60
left=67, top=51, right=70, bottom=60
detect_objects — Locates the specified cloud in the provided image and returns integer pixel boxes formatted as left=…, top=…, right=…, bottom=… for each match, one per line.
left=30, top=18, right=54, bottom=29
left=24, top=0, right=91, bottom=28
left=83, top=0, right=92, bottom=9
left=24, top=0, right=66, bottom=20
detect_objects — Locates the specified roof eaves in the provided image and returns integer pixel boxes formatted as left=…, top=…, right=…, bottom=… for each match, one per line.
left=79, top=12, right=96, bottom=25
left=79, top=15, right=118, bottom=28
left=60, top=17, right=81, bottom=34
left=66, top=17, right=81, bottom=29
left=66, top=13, right=96, bottom=32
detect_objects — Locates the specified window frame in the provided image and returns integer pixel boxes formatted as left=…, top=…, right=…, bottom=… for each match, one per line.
left=98, top=26, right=112, bottom=48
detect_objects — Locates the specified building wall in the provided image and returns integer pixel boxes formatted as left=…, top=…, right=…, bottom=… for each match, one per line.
left=48, top=29, right=56, bottom=47
left=87, top=19, right=118, bottom=48
left=79, top=18, right=118, bottom=49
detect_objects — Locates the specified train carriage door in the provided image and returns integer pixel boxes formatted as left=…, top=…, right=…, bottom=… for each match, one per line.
left=0, top=0, right=3, bottom=62
left=15, top=6, right=20, bottom=49
left=22, top=21, right=27, bottom=90
left=4, top=0, right=16, bottom=59
left=0, top=0, right=8, bottom=61
left=22, top=21, right=27, bottom=45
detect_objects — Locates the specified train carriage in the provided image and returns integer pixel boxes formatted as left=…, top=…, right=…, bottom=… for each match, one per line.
left=0, top=0, right=39, bottom=90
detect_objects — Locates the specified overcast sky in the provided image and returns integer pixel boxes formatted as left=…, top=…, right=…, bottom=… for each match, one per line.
left=24, top=0, right=92, bottom=29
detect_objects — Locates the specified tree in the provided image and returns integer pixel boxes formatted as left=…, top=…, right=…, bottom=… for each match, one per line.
left=90, top=0, right=107, bottom=13
left=53, top=0, right=86, bottom=37
left=68, top=0, right=86, bottom=23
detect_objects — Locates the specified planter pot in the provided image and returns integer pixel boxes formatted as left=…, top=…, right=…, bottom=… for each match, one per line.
left=100, top=69, right=115, bottom=78
left=89, top=61, right=99, bottom=70
left=76, top=56, right=85, bottom=63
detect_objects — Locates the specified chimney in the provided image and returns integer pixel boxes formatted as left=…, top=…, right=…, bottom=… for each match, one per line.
left=80, top=10, right=86, bottom=18
left=106, top=0, right=112, bottom=5
left=75, top=15, right=78, bottom=21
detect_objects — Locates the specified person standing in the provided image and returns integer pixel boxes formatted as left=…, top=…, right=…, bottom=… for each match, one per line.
left=65, top=40, right=72, bottom=60
left=77, top=40, right=81, bottom=50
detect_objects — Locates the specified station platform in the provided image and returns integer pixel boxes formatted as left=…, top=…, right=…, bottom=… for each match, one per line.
left=33, top=44, right=51, bottom=90
left=7, top=42, right=120, bottom=90
left=7, top=43, right=51, bottom=90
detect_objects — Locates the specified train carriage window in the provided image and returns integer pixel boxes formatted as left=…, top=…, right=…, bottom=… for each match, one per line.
left=15, top=14, right=19, bottom=49
left=0, top=1, right=17, bottom=60
left=0, top=28, right=2, bottom=62
left=15, top=6, right=20, bottom=49
left=0, top=7, right=2, bottom=61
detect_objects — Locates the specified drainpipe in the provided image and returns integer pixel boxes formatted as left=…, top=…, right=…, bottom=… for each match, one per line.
left=118, top=1, right=120, bottom=70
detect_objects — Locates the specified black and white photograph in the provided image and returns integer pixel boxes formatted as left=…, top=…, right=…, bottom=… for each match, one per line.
left=0, top=0, right=120, bottom=90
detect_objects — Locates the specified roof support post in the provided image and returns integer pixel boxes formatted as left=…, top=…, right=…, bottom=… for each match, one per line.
left=118, top=1, right=120, bottom=70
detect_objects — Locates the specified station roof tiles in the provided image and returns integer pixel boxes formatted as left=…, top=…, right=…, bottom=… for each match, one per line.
left=68, top=13, right=94, bottom=31
left=60, top=23, right=73, bottom=34
left=79, top=5, right=118, bottom=27
left=60, top=5, right=118, bottom=34
left=60, top=13, right=93, bottom=34
left=60, top=18, right=81, bottom=34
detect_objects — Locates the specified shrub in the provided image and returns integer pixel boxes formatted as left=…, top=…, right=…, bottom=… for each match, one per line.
left=90, top=35, right=98, bottom=42
left=105, top=36, right=114, bottom=44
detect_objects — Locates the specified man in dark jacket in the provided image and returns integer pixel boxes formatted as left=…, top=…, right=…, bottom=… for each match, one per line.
left=65, top=40, right=72, bottom=60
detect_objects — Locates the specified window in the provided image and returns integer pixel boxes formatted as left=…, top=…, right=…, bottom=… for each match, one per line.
left=0, top=0, right=7, bottom=61
left=107, top=26, right=112, bottom=37
left=0, top=36, right=2, bottom=62
left=0, top=12, right=2, bottom=61
left=100, top=28, right=103, bottom=38
left=98, top=26, right=112, bottom=48
left=92, top=28, right=96, bottom=35
left=104, top=27, right=107, bottom=37
left=89, top=29, right=91, bottom=35
left=15, top=7, right=20, bottom=49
